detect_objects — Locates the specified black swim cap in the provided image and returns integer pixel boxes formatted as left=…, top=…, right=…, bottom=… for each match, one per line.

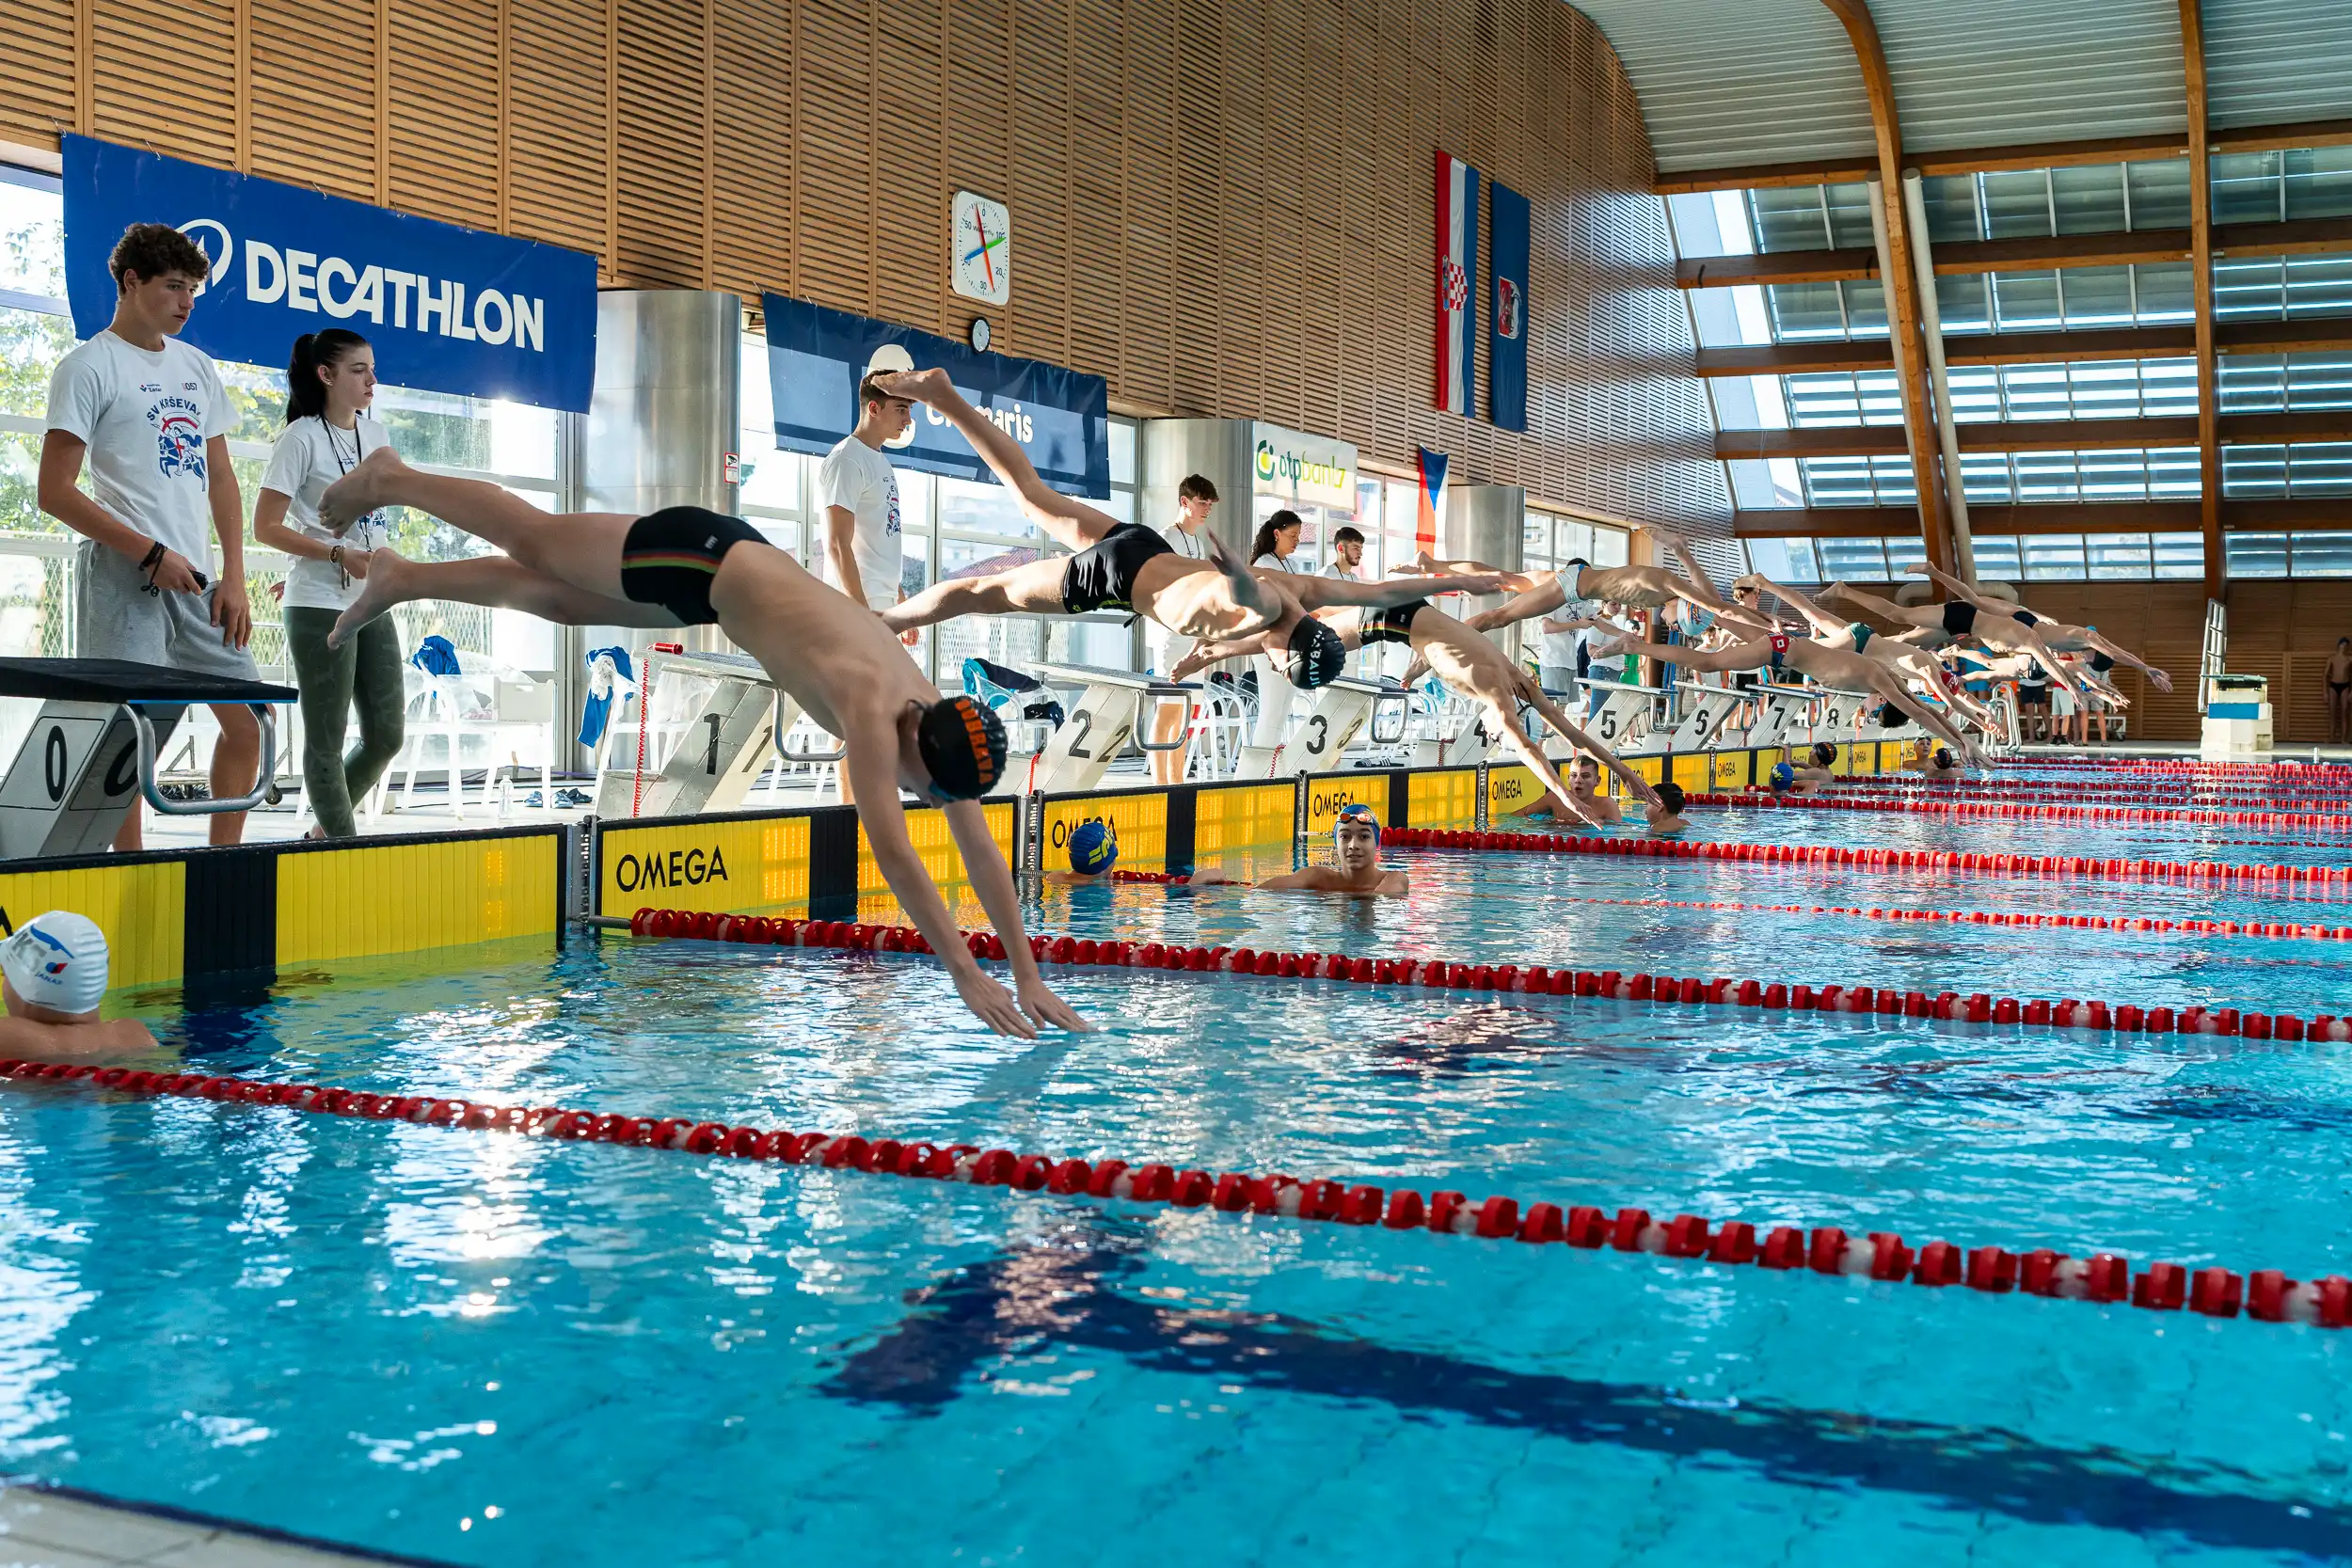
left=1876, top=702, right=1905, bottom=727
left=1284, top=617, right=1347, bottom=689
left=915, top=695, right=1007, bottom=800
left=1653, top=781, right=1685, bottom=814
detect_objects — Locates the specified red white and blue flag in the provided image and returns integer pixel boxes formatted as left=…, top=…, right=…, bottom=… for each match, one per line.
left=1433, top=150, right=1480, bottom=417
left=1416, top=446, right=1448, bottom=553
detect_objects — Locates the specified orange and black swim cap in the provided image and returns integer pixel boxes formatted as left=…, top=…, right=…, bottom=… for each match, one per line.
left=917, top=694, right=1008, bottom=800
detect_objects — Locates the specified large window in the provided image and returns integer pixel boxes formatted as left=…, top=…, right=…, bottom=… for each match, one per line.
left=1739, top=532, right=2201, bottom=584
left=1, top=166, right=564, bottom=673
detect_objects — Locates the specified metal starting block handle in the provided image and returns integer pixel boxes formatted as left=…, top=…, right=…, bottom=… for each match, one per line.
left=129, top=703, right=280, bottom=816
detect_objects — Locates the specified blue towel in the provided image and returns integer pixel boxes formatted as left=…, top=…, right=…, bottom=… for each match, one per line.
left=409, top=635, right=463, bottom=678
left=577, top=645, right=635, bottom=748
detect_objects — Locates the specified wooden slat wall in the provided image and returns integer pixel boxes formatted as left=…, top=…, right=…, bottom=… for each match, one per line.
left=2, top=0, right=1729, bottom=531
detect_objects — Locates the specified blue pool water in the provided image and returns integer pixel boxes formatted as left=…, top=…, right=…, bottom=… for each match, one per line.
left=8, top=773, right=2352, bottom=1565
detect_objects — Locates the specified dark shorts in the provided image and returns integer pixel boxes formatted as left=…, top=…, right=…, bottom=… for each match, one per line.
left=1734, top=670, right=1760, bottom=691
left=2018, top=685, right=2049, bottom=707
left=1360, top=599, right=1425, bottom=645
left=1061, top=522, right=1175, bottom=614
left=1941, top=599, right=1977, bottom=637
left=619, top=506, right=768, bottom=626
left=2011, top=609, right=2041, bottom=629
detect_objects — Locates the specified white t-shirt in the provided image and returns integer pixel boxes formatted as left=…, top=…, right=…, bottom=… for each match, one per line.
left=44, top=330, right=230, bottom=567
left=1321, top=558, right=1358, bottom=580
left=1252, top=552, right=1298, bottom=573
left=815, top=436, right=903, bottom=610
left=259, top=415, right=392, bottom=611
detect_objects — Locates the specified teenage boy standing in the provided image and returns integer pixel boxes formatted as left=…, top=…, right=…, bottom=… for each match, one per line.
left=38, top=223, right=258, bottom=848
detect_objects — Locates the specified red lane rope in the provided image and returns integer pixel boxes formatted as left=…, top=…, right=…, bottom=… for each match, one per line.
left=1684, top=791, right=2352, bottom=832
left=8, top=1053, right=2344, bottom=1330
left=1540, top=892, right=2352, bottom=945
left=1399, top=824, right=2352, bottom=897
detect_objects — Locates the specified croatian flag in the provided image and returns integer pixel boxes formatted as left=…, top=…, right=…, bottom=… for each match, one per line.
left=1434, top=150, right=1480, bottom=417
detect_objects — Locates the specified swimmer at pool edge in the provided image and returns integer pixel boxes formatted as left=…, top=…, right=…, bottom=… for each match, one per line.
left=313, top=446, right=1088, bottom=1039
left=1040, top=819, right=1120, bottom=884
left=0, top=912, right=153, bottom=1058
left=1190, top=803, right=1407, bottom=895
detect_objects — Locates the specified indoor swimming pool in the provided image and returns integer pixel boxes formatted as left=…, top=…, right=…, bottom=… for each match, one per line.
left=0, top=766, right=2347, bottom=1565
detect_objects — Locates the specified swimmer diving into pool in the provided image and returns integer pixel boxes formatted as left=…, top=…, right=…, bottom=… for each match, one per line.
left=1901, top=563, right=2173, bottom=692
left=314, top=451, right=1088, bottom=1040
left=867, top=370, right=1519, bottom=690
left=1190, top=802, right=1406, bottom=895
left=1174, top=594, right=1662, bottom=827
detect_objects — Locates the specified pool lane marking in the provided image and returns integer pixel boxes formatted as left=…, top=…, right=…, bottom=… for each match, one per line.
left=1394, top=826, right=2352, bottom=899
left=8, top=1053, right=2344, bottom=1332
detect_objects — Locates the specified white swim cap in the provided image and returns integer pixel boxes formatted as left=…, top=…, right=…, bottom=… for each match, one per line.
left=0, top=911, right=109, bottom=1017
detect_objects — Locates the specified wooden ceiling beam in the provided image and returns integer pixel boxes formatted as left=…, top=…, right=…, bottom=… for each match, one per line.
left=1692, top=319, right=2352, bottom=377
left=2182, top=0, right=2223, bottom=596
left=1715, top=409, right=2352, bottom=460
left=1819, top=0, right=1954, bottom=573
left=1733, top=499, right=2352, bottom=536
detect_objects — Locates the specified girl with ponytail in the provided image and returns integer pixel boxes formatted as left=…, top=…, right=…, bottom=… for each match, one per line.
left=253, top=330, right=405, bottom=837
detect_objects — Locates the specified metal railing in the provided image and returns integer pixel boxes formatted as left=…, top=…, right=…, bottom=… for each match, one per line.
left=2200, top=598, right=2228, bottom=715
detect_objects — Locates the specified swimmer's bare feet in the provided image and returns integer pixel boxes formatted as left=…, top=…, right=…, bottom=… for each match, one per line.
left=318, top=445, right=409, bottom=534
left=329, top=547, right=414, bottom=648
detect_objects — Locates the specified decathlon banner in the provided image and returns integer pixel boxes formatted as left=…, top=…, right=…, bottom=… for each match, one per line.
left=1433, top=150, right=1480, bottom=418
left=761, top=294, right=1110, bottom=498
left=1487, top=179, right=1530, bottom=434
left=60, top=135, right=597, bottom=413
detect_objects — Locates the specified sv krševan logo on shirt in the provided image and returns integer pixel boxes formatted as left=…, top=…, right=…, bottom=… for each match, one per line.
left=177, top=219, right=551, bottom=352
left=149, top=398, right=205, bottom=481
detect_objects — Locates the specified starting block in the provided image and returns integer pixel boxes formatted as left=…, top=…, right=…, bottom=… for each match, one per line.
left=596, top=649, right=800, bottom=819
left=1579, top=680, right=1662, bottom=752
left=0, top=658, right=293, bottom=859
left=1660, top=681, right=1744, bottom=753
left=1022, top=662, right=1194, bottom=794
left=1742, top=684, right=1817, bottom=752
left=1283, top=675, right=1406, bottom=775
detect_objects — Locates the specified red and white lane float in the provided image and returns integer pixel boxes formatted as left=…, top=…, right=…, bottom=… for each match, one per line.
left=3, top=1053, right=2339, bottom=1332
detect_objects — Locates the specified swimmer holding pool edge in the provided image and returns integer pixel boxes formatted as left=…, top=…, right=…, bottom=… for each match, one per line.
left=0, top=912, right=154, bottom=1059
left=1190, top=803, right=1406, bottom=895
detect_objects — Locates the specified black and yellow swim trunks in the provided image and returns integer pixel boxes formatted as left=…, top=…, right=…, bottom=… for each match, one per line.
left=619, top=506, right=769, bottom=626
left=1061, top=522, right=1176, bottom=614
left=1360, top=599, right=1426, bottom=645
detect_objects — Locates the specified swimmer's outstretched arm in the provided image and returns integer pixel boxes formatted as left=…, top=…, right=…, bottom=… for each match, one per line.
left=1649, top=529, right=1740, bottom=616
left=1518, top=678, right=1661, bottom=808
left=1291, top=571, right=1518, bottom=611
left=875, top=369, right=1120, bottom=554
left=944, top=797, right=1090, bottom=1032
left=841, top=729, right=1081, bottom=1037
left=1169, top=632, right=1269, bottom=682
left=1820, top=581, right=1937, bottom=629
left=1462, top=575, right=1567, bottom=633
left=1593, top=634, right=1765, bottom=675
left=1737, top=574, right=1847, bottom=640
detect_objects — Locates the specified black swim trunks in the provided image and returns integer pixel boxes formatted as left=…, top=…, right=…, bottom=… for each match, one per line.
left=2090, top=651, right=2115, bottom=673
left=1062, top=522, right=1175, bottom=614
left=1941, top=600, right=1978, bottom=637
left=619, top=506, right=769, bottom=626
left=1360, top=600, right=1426, bottom=645
left=2011, top=608, right=2041, bottom=629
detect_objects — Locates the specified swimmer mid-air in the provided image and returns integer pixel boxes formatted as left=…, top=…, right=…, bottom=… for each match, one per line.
left=1456, top=528, right=1762, bottom=635
left=1174, top=594, right=1662, bottom=825
left=870, top=370, right=1516, bottom=689
left=316, top=447, right=1087, bottom=1039
left=1902, top=564, right=2173, bottom=692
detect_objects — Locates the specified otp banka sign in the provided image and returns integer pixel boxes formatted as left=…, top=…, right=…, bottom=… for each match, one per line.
left=62, top=135, right=597, bottom=413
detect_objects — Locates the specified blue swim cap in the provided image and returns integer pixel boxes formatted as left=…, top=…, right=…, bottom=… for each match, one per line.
left=1770, top=762, right=1796, bottom=787
left=1334, top=801, right=1381, bottom=835
left=1069, top=819, right=1118, bottom=874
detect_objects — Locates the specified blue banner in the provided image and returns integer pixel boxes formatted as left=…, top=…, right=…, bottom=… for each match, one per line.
left=761, top=294, right=1109, bottom=498
left=62, top=135, right=598, bottom=413
left=1488, top=180, right=1530, bottom=434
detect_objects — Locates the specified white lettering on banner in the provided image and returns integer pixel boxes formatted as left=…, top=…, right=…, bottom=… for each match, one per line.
left=415, top=278, right=453, bottom=336
left=446, top=282, right=478, bottom=341
left=195, top=223, right=551, bottom=352
left=284, top=249, right=318, bottom=311
left=472, top=288, right=511, bottom=345
left=923, top=402, right=1035, bottom=444
left=383, top=269, right=415, bottom=329
left=246, top=241, right=285, bottom=305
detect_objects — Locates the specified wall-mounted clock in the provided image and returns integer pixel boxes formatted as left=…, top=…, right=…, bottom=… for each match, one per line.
left=969, top=316, right=993, bottom=353
left=951, top=191, right=1012, bottom=307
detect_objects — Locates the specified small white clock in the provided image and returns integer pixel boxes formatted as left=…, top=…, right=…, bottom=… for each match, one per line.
left=968, top=316, right=992, bottom=353
left=951, top=190, right=1012, bottom=307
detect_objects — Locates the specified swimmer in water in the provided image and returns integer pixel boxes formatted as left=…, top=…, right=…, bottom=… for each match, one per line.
left=1914, top=744, right=1964, bottom=779
left=1041, top=819, right=1120, bottom=884
left=1645, top=780, right=1691, bottom=832
left=1190, top=802, right=1407, bottom=895
left=314, top=448, right=1086, bottom=1038
left=1791, top=740, right=1840, bottom=791
left=1502, top=757, right=1690, bottom=833
left=0, top=912, right=153, bottom=1059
